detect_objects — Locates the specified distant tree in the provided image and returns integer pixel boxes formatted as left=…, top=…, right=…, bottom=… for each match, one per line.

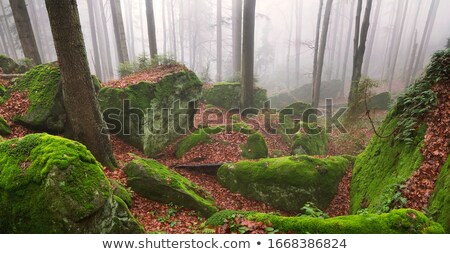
left=0, top=1, right=18, bottom=59
left=87, top=0, right=103, bottom=80
left=94, top=0, right=114, bottom=80
left=169, top=0, right=177, bottom=60
left=312, top=0, right=333, bottom=108
left=348, top=0, right=373, bottom=106
left=447, top=38, right=450, bottom=48
left=9, top=0, right=41, bottom=64
left=111, top=0, right=129, bottom=64
left=162, top=0, right=167, bottom=55
left=179, top=0, right=185, bottom=62
left=216, top=0, right=222, bottom=81
left=232, top=0, right=242, bottom=77
left=341, top=0, right=356, bottom=90
left=146, top=0, right=158, bottom=58
left=402, top=1, right=421, bottom=82
left=362, top=0, right=382, bottom=76
left=312, top=0, right=323, bottom=99
left=45, top=0, right=117, bottom=168
left=240, top=0, right=256, bottom=108
left=294, top=0, right=303, bottom=87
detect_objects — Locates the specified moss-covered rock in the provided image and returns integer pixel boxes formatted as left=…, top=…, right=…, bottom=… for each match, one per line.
left=124, top=157, right=218, bottom=216
left=279, top=101, right=312, bottom=122
left=175, top=130, right=210, bottom=158
left=0, top=55, right=19, bottom=74
left=240, top=132, right=268, bottom=159
left=0, top=134, right=144, bottom=233
left=350, top=50, right=450, bottom=214
left=217, top=155, right=352, bottom=213
left=0, top=116, right=11, bottom=136
left=429, top=155, right=450, bottom=232
left=99, top=71, right=202, bottom=156
left=205, top=209, right=444, bottom=234
left=202, top=82, right=268, bottom=109
left=110, top=179, right=133, bottom=208
left=291, top=125, right=328, bottom=155
left=367, top=92, right=391, bottom=110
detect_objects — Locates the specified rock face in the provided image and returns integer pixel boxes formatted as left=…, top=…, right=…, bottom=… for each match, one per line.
left=240, top=132, right=268, bottom=159
left=205, top=209, right=444, bottom=234
left=0, top=134, right=144, bottom=233
left=124, top=157, right=218, bottom=216
left=99, top=71, right=202, bottom=156
left=202, top=82, right=268, bottom=109
left=217, top=155, right=352, bottom=213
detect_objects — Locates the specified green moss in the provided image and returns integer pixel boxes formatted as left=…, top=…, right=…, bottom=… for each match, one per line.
left=205, top=209, right=444, bottom=234
left=175, top=130, right=210, bottom=158
left=291, top=125, right=328, bottom=155
left=124, top=157, right=218, bottom=216
left=0, top=55, right=18, bottom=74
left=240, top=132, right=268, bottom=159
left=0, top=116, right=11, bottom=136
left=217, top=155, right=351, bottom=212
left=350, top=114, right=425, bottom=214
left=428, top=155, right=450, bottom=232
left=202, top=82, right=268, bottom=109
left=279, top=101, right=312, bottom=122
left=111, top=179, right=133, bottom=208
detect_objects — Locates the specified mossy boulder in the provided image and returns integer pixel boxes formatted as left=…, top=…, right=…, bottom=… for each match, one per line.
left=240, top=132, right=268, bottom=159
left=279, top=101, right=313, bottom=122
left=367, top=92, right=391, bottom=110
left=217, top=155, right=352, bottom=213
left=110, top=179, right=133, bottom=208
left=0, top=134, right=144, bottom=233
left=205, top=209, right=444, bottom=234
left=0, top=116, right=11, bottom=136
left=0, top=55, right=19, bottom=74
left=175, top=130, right=210, bottom=158
left=429, top=155, right=450, bottom=232
left=202, top=82, right=268, bottom=109
left=124, top=157, right=218, bottom=216
left=291, top=125, right=328, bottom=155
left=350, top=49, right=450, bottom=214
left=99, top=71, right=202, bottom=156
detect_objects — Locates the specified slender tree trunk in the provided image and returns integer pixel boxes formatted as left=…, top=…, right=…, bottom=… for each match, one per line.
left=362, top=0, right=382, bottom=76
left=388, top=0, right=408, bottom=91
left=87, top=0, right=103, bottom=80
left=0, top=13, right=11, bottom=57
left=412, top=0, right=440, bottom=79
left=111, top=0, right=129, bottom=63
left=27, top=0, right=45, bottom=62
left=383, top=0, right=402, bottom=81
left=232, top=0, right=242, bottom=77
left=312, top=0, right=333, bottom=108
left=45, top=0, right=117, bottom=168
left=216, top=0, right=222, bottom=81
left=312, top=0, right=324, bottom=95
left=341, top=0, right=356, bottom=93
left=348, top=0, right=373, bottom=105
left=406, top=30, right=418, bottom=85
left=294, top=0, right=303, bottom=87
left=96, top=0, right=114, bottom=80
left=335, top=2, right=345, bottom=79
left=9, top=0, right=41, bottom=64
left=146, top=0, right=158, bottom=58
left=162, top=0, right=167, bottom=55
left=286, top=1, right=294, bottom=90
left=0, top=1, right=18, bottom=59
left=179, top=0, right=185, bottom=63
left=402, top=1, right=421, bottom=81
left=126, top=0, right=135, bottom=60
left=240, top=0, right=256, bottom=108
left=170, top=0, right=177, bottom=60
left=326, top=0, right=339, bottom=81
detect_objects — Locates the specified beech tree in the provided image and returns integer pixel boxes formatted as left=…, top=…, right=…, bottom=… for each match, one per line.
left=111, top=0, right=129, bottom=63
left=232, top=0, right=242, bottom=77
left=240, top=0, right=256, bottom=108
left=146, top=0, right=158, bottom=58
left=45, top=0, right=117, bottom=168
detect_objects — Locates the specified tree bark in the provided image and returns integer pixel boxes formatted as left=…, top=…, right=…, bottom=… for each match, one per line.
left=27, top=0, right=45, bottom=62
left=45, top=0, right=117, bottom=168
left=362, top=0, right=382, bottom=76
left=87, top=0, right=103, bottom=80
left=240, top=0, right=256, bottom=108
left=232, top=0, right=242, bottom=77
left=111, top=0, right=129, bottom=64
left=9, top=0, right=41, bottom=64
left=348, top=0, right=373, bottom=105
left=170, top=0, right=177, bottom=60
left=312, top=0, right=333, bottom=108
left=95, top=0, right=114, bottom=80
left=312, top=0, right=323, bottom=96
left=294, top=0, right=303, bottom=87
left=216, top=0, right=222, bottom=81
left=146, top=0, right=158, bottom=58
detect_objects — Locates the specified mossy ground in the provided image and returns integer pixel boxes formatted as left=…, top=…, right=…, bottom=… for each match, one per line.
left=124, top=157, right=218, bottom=216
left=205, top=209, right=444, bottom=234
left=428, top=155, right=450, bottom=232
left=217, top=155, right=351, bottom=213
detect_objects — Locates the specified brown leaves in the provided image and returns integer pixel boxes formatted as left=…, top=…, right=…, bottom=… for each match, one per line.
left=326, top=168, right=352, bottom=217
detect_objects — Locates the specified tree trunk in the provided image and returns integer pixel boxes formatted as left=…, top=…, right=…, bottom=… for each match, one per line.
left=27, top=0, right=45, bottom=62
left=341, top=0, right=355, bottom=93
left=179, top=0, right=185, bottom=63
left=335, top=1, right=345, bottom=79
left=87, top=0, right=103, bottom=80
left=232, top=0, right=242, bottom=77
left=402, top=1, right=421, bottom=81
left=312, top=0, right=333, bottom=108
left=170, top=0, right=177, bottom=60
left=388, top=0, right=408, bottom=91
left=240, top=0, right=256, bottom=108
left=0, top=1, right=18, bottom=59
left=146, top=0, right=158, bottom=58
left=111, top=0, right=129, bottom=63
left=383, top=0, right=402, bottom=81
left=362, top=0, right=382, bottom=76
left=126, top=0, right=135, bottom=60
left=326, top=0, right=339, bottom=81
left=406, top=30, right=418, bottom=85
left=294, top=0, right=303, bottom=87
left=286, top=1, right=294, bottom=89
left=95, top=0, right=114, bottom=80
left=162, top=0, right=167, bottom=55
left=216, top=0, right=222, bottom=81
left=348, top=0, right=373, bottom=105
left=9, top=0, right=41, bottom=64
left=45, top=0, right=117, bottom=168
left=312, top=0, right=324, bottom=96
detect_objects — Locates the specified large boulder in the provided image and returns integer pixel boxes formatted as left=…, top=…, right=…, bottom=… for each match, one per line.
left=0, top=134, right=144, bottom=233
left=124, top=157, right=219, bottom=216
left=202, top=82, right=268, bottom=109
left=99, top=71, right=202, bottom=156
left=240, top=132, right=268, bottom=159
left=217, top=155, right=352, bottom=213
left=205, top=209, right=444, bottom=234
